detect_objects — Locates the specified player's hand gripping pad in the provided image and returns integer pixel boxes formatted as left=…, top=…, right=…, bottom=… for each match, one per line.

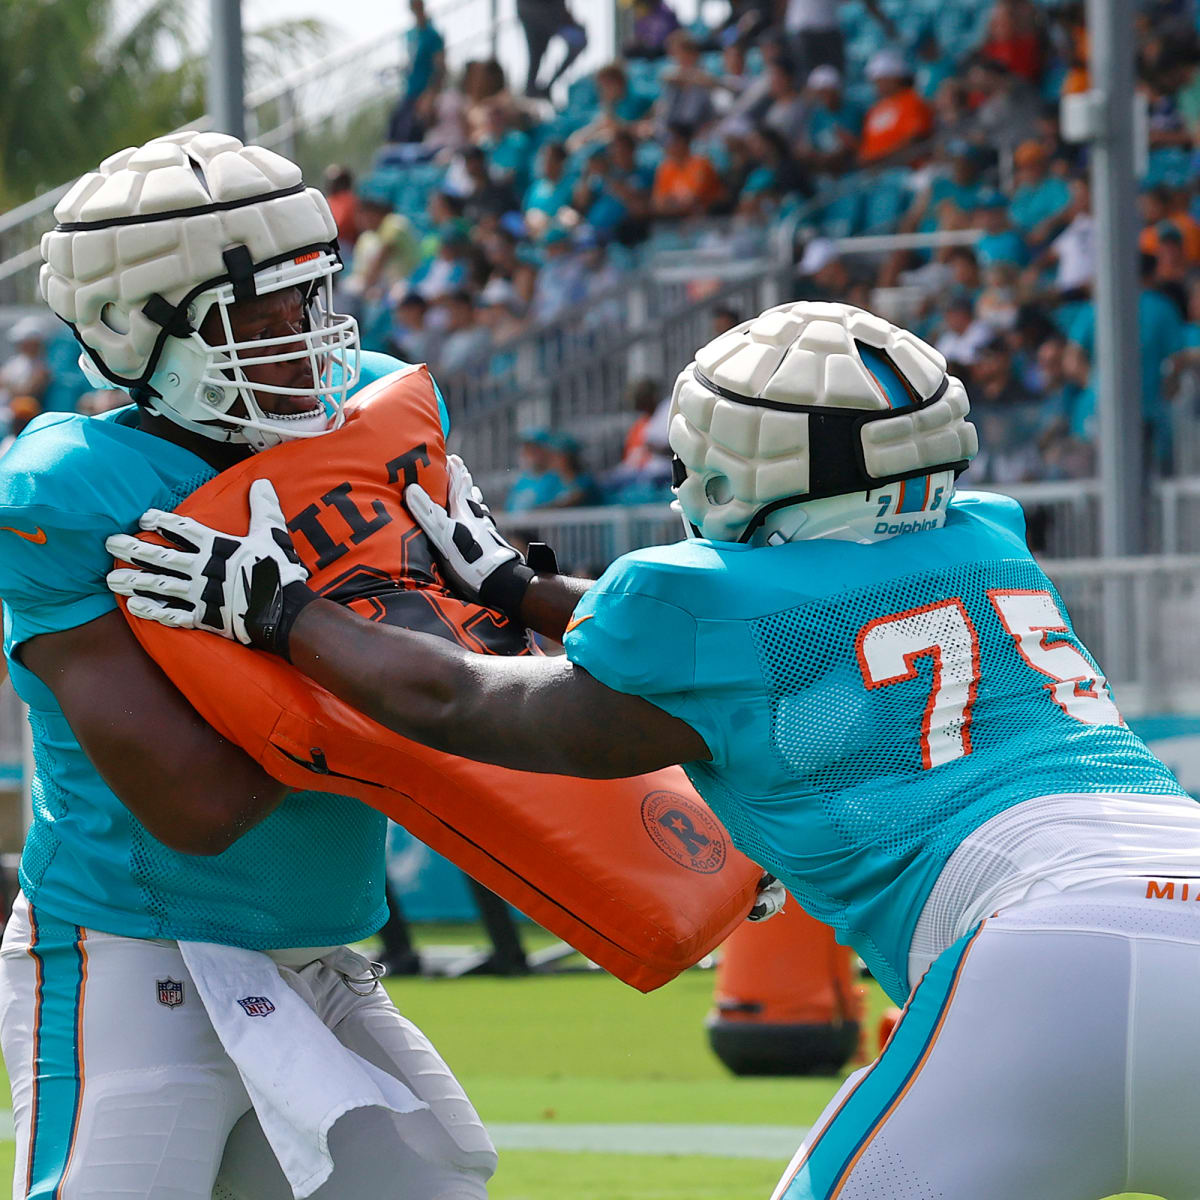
left=117, top=366, right=760, bottom=991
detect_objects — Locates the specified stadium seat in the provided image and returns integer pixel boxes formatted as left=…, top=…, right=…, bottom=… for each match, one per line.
left=860, top=171, right=911, bottom=233
left=1145, top=147, right=1192, bottom=188
left=565, top=75, right=598, bottom=116
left=819, top=190, right=864, bottom=239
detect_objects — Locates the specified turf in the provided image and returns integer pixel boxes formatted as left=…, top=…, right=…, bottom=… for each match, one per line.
left=0, top=928, right=1163, bottom=1197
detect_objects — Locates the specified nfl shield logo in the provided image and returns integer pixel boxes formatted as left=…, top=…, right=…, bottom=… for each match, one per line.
left=157, top=978, right=184, bottom=1008
left=237, top=995, right=276, bottom=1017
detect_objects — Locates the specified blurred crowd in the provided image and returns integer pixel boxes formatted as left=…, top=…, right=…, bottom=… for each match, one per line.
left=7, top=0, right=1200, bottom=513
left=787, top=0, right=1200, bottom=488
left=314, top=0, right=1200, bottom=509
left=0, top=317, right=125, bottom=452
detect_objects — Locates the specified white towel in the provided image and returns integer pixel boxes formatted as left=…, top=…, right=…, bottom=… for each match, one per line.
left=179, top=940, right=428, bottom=1198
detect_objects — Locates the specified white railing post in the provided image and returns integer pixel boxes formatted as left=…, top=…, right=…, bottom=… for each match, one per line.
left=1161, top=481, right=1178, bottom=554
left=625, top=281, right=655, bottom=383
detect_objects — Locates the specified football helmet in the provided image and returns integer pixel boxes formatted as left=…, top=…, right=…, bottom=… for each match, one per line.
left=669, top=302, right=977, bottom=544
left=39, top=131, right=359, bottom=452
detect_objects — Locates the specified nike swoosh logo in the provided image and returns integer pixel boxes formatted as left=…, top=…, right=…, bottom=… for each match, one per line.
left=564, top=614, right=593, bottom=635
left=0, top=525, right=46, bottom=544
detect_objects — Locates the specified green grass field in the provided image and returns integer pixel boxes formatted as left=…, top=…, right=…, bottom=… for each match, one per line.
left=0, top=926, right=1162, bottom=1197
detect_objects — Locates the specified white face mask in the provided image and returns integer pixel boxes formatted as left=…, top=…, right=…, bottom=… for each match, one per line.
left=84, top=253, right=361, bottom=453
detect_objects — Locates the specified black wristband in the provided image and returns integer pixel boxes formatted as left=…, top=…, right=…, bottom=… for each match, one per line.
left=478, top=560, right=535, bottom=620
left=525, top=542, right=559, bottom=575
left=273, top=581, right=319, bottom=661
left=244, top=556, right=318, bottom=660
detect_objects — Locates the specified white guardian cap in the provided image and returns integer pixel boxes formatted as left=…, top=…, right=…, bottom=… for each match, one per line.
left=39, top=131, right=359, bottom=451
left=669, top=302, right=977, bottom=544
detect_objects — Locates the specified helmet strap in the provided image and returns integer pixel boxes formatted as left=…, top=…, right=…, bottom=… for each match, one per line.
left=142, top=293, right=195, bottom=339
left=221, top=245, right=257, bottom=302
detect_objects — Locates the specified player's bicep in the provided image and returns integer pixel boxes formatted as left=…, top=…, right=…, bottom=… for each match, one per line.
left=21, top=611, right=284, bottom=852
left=457, top=655, right=711, bottom=778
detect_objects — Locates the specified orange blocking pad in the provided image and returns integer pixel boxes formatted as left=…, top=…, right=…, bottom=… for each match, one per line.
left=120, top=366, right=761, bottom=991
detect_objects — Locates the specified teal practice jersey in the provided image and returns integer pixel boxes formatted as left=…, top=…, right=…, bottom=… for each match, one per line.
left=564, top=493, right=1188, bottom=1002
left=0, top=352, right=442, bottom=948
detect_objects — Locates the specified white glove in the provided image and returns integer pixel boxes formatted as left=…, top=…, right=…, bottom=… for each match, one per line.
left=106, top=478, right=314, bottom=657
left=405, top=454, right=536, bottom=617
left=748, top=873, right=786, bottom=922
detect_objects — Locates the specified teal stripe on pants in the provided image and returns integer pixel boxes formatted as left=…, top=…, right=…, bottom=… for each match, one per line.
left=25, top=907, right=85, bottom=1200
left=781, top=922, right=985, bottom=1200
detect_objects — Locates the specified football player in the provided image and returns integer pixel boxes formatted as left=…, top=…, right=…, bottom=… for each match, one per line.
left=0, top=133, right=495, bottom=1199
left=115, top=301, right=1200, bottom=1199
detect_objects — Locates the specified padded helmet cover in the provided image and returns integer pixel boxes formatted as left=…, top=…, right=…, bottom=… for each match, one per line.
left=39, top=131, right=357, bottom=450
left=669, top=302, right=978, bottom=543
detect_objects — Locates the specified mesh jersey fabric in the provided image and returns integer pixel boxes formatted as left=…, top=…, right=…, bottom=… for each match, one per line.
left=564, top=491, right=1188, bottom=1002
left=0, top=352, right=424, bottom=948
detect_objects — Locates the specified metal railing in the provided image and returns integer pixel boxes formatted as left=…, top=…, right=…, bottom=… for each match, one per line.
left=495, top=478, right=1199, bottom=571
left=445, top=261, right=792, bottom=494
left=974, top=480, right=1103, bottom=559
left=499, top=503, right=680, bottom=575
left=1044, top=556, right=1200, bottom=716
left=1159, top=476, right=1200, bottom=554
left=495, top=483, right=1109, bottom=574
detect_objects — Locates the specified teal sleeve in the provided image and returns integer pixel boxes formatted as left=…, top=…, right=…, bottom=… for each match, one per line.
left=0, top=412, right=196, bottom=655
left=0, top=506, right=119, bottom=652
left=562, top=555, right=729, bottom=761
left=433, top=378, right=451, bottom=438
left=564, top=588, right=698, bottom=695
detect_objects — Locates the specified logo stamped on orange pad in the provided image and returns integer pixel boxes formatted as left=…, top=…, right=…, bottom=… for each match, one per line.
left=641, top=790, right=727, bottom=874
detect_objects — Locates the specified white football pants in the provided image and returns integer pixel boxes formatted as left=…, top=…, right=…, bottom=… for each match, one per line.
left=0, top=893, right=496, bottom=1199
left=775, top=875, right=1200, bottom=1200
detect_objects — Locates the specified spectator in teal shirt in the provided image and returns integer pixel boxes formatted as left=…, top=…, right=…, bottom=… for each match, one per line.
left=523, top=142, right=575, bottom=234
left=914, top=27, right=958, bottom=100
left=1009, top=139, right=1072, bottom=241
left=545, top=433, right=600, bottom=507
left=1031, top=334, right=1094, bottom=478
left=899, top=143, right=984, bottom=246
left=1066, top=256, right=1186, bottom=469
left=505, top=430, right=567, bottom=511
left=803, top=65, right=861, bottom=175
left=568, top=62, right=653, bottom=151
left=479, top=104, right=534, bottom=196
left=974, top=191, right=1030, bottom=267
left=387, top=0, right=446, bottom=142
left=571, top=132, right=653, bottom=237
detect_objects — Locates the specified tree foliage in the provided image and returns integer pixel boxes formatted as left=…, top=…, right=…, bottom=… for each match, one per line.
left=0, top=0, right=327, bottom=208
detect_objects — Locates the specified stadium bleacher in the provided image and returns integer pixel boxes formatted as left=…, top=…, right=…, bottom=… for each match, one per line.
left=216, top=0, right=1176, bottom=524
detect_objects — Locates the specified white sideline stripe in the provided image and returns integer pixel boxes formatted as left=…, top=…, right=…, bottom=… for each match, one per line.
left=489, top=1122, right=807, bottom=1159
left=0, top=1112, right=806, bottom=1159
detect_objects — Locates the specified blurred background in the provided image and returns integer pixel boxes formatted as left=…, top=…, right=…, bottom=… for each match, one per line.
left=0, top=3, right=1197, bottom=1196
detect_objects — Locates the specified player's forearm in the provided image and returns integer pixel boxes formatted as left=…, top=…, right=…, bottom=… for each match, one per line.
left=287, top=598, right=703, bottom=777
left=289, top=599, right=495, bottom=757
left=518, top=573, right=594, bottom=643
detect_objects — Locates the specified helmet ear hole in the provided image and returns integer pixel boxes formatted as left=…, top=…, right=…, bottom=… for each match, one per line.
left=705, top=474, right=733, bottom=505
left=100, top=303, right=130, bottom=335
